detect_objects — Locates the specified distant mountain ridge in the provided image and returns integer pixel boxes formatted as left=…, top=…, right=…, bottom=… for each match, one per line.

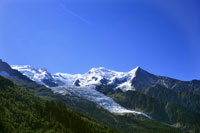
left=11, top=65, right=200, bottom=95
left=11, top=65, right=140, bottom=91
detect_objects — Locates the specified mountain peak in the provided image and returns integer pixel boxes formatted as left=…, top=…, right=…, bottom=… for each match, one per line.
left=136, top=66, right=141, bottom=70
left=86, top=67, right=118, bottom=78
left=129, top=66, right=141, bottom=74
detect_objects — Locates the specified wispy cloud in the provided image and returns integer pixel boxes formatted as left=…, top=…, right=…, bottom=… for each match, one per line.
left=60, top=3, right=91, bottom=25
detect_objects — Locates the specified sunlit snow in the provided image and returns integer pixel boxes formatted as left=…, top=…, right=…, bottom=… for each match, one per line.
left=11, top=65, right=150, bottom=118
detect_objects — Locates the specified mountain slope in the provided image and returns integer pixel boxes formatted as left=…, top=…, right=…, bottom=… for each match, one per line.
left=144, top=84, right=200, bottom=112
left=0, top=60, right=32, bottom=82
left=0, top=76, right=117, bottom=133
left=131, top=67, right=200, bottom=94
left=11, top=65, right=59, bottom=87
left=96, top=85, right=200, bottom=131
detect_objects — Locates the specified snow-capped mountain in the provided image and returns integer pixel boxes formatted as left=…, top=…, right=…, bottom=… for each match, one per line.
left=11, top=65, right=58, bottom=87
left=12, top=65, right=139, bottom=91
left=0, top=60, right=32, bottom=82
left=11, top=65, right=150, bottom=118
left=53, top=67, right=139, bottom=92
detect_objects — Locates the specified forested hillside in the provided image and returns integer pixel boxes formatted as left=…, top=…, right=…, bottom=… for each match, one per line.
left=0, top=76, right=116, bottom=133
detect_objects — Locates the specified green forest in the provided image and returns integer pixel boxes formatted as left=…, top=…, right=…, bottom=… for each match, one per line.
left=0, top=76, right=116, bottom=133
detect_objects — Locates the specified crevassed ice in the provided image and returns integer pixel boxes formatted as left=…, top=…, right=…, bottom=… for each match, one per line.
left=51, top=85, right=150, bottom=118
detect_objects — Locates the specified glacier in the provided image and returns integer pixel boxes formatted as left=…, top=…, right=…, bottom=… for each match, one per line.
left=51, top=85, right=150, bottom=118
left=11, top=65, right=150, bottom=118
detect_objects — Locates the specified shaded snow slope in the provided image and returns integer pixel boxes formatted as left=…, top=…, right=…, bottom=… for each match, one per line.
left=11, top=65, right=58, bottom=87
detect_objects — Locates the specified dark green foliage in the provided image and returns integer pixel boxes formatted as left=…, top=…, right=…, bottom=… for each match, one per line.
left=0, top=76, right=116, bottom=133
left=11, top=78, right=57, bottom=99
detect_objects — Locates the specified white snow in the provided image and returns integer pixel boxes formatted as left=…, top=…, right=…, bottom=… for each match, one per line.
left=11, top=65, right=150, bottom=118
left=52, top=67, right=139, bottom=91
left=11, top=65, right=54, bottom=87
left=53, top=73, right=81, bottom=86
left=11, top=65, right=139, bottom=91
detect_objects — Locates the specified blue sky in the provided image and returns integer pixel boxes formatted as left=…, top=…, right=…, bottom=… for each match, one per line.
left=0, top=0, right=200, bottom=80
